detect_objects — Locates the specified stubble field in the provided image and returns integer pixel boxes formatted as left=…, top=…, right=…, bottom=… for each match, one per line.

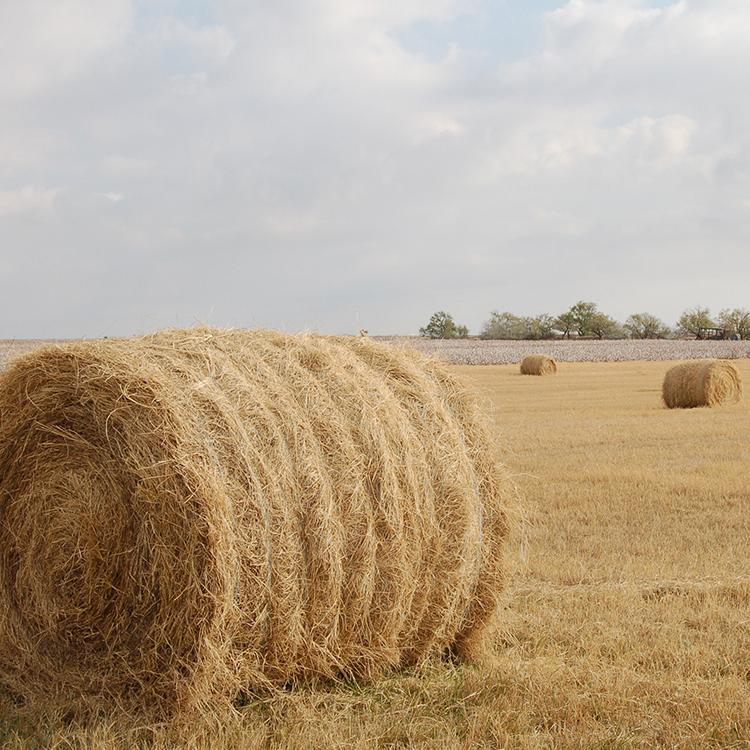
left=0, top=350, right=748, bottom=749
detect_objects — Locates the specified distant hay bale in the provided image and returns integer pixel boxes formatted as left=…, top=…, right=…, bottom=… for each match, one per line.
left=0, top=327, right=509, bottom=719
left=520, top=355, right=557, bottom=376
left=662, top=360, right=743, bottom=409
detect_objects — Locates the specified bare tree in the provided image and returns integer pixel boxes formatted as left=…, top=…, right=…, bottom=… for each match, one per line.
left=676, top=307, right=714, bottom=338
left=718, top=308, right=750, bottom=339
left=625, top=313, right=671, bottom=339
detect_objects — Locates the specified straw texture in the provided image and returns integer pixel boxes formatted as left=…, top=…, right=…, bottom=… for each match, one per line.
left=662, top=360, right=743, bottom=409
left=520, top=355, right=557, bottom=376
left=0, top=328, right=509, bottom=718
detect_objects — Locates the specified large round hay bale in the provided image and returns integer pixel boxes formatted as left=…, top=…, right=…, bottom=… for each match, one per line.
left=520, top=355, right=557, bottom=376
left=662, top=359, right=742, bottom=409
left=0, top=328, right=509, bottom=718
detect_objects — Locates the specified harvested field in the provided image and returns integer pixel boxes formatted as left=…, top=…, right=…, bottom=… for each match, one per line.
left=0, top=352, right=749, bottom=748
left=379, top=337, right=750, bottom=364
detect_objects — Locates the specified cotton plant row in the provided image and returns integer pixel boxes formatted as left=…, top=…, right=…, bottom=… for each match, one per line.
left=388, top=338, right=750, bottom=365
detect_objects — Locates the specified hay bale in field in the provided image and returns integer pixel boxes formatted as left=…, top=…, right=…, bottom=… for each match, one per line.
left=662, top=359, right=743, bottom=409
left=0, top=327, right=509, bottom=718
left=520, top=354, right=557, bottom=376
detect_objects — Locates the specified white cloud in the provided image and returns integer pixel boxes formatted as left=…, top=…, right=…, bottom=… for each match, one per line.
left=0, top=186, right=58, bottom=217
left=141, top=17, right=236, bottom=68
left=0, top=0, right=132, bottom=101
left=0, top=127, right=62, bottom=173
left=616, top=115, right=696, bottom=164
left=101, top=155, right=152, bottom=179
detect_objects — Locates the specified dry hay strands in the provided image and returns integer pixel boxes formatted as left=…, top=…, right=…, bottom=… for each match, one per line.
left=662, top=359, right=743, bottom=409
left=519, top=355, right=557, bottom=376
left=0, top=327, right=510, bottom=720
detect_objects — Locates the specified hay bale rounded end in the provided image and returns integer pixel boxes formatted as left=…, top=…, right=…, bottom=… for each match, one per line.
left=662, top=359, right=743, bottom=409
left=0, top=327, right=511, bottom=719
left=520, top=355, right=558, bottom=376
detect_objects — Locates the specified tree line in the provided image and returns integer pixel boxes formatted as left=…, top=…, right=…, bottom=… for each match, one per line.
left=419, top=304, right=750, bottom=340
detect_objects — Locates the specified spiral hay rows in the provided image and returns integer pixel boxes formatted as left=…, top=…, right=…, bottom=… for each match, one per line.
left=0, top=328, right=509, bottom=719
left=520, top=355, right=557, bottom=376
left=662, top=360, right=743, bottom=409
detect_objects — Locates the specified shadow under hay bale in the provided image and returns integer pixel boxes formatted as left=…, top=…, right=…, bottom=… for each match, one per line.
left=0, top=328, right=509, bottom=719
left=519, top=355, right=557, bottom=376
left=662, top=359, right=743, bottom=409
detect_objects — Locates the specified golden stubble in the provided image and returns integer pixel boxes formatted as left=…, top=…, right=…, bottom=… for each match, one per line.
left=2, top=357, right=749, bottom=748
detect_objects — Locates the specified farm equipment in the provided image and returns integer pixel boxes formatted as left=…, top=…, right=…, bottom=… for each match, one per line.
left=696, top=326, right=737, bottom=340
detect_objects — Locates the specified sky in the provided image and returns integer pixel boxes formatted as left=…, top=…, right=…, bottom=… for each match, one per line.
left=1, top=0, right=749, bottom=338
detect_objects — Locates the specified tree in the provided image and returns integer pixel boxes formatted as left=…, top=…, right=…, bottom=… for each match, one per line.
left=480, top=311, right=525, bottom=340
left=569, top=301, right=598, bottom=336
left=588, top=312, right=623, bottom=339
left=624, top=313, right=671, bottom=339
left=419, top=311, right=468, bottom=339
left=554, top=311, right=576, bottom=339
left=522, top=314, right=556, bottom=340
left=676, top=307, right=714, bottom=338
left=718, top=308, right=750, bottom=339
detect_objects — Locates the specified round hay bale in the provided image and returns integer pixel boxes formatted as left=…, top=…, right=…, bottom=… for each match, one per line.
left=662, top=359, right=743, bottom=409
left=519, top=355, right=557, bottom=376
left=0, top=327, right=509, bottom=718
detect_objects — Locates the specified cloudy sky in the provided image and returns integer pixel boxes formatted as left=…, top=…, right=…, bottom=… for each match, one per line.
left=1, top=0, right=749, bottom=338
